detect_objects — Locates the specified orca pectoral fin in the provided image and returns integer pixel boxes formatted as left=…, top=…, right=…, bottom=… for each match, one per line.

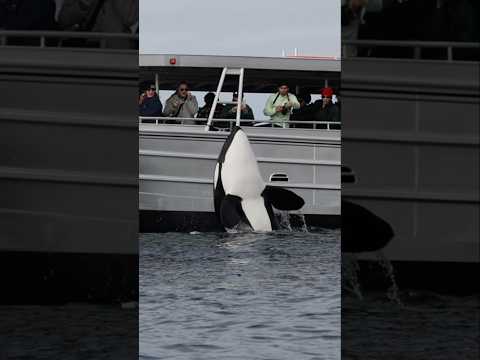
left=262, top=186, right=305, bottom=211
left=220, top=194, right=243, bottom=228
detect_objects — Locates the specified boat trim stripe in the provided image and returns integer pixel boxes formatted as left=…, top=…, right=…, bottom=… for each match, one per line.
left=139, top=150, right=340, bottom=166
left=139, top=174, right=341, bottom=190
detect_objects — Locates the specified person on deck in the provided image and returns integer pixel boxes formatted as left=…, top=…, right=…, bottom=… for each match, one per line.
left=138, top=84, right=163, bottom=118
left=312, top=87, right=340, bottom=127
left=162, top=81, right=198, bottom=125
left=291, top=92, right=315, bottom=128
left=197, top=92, right=224, bottom=125
left=221, top=92, right=255, bottom=127
left=263, top=83, right=300, bottom=128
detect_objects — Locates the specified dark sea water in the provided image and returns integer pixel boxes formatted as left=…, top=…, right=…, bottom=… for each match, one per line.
left=342, top=255, right=479, bottom=360
left=0, top=304, right=137, bottom=359
left=1, top=231, right=476, bottom=359
left=139, top=230, right=341, bottom=360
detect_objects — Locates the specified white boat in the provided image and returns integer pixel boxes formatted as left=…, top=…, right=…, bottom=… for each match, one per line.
left=139, top=54, right=342, bottom=231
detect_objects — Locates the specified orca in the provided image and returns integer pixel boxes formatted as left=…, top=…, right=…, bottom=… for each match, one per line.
left=213, top=126, right=305, bottom=232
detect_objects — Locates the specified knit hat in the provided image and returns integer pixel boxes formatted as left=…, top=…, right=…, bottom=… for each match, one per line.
left=321, top=87, right=334, bottom=97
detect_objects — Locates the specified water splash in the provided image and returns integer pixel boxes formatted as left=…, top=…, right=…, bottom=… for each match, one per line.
left=375, top=250, right=403, bottom=306
left=342, top=254, right=363, bottom=300
left=276, top=210, right=293, bottom=231
left=292, top=213, right=309, bottom=233
left=274, top=211, right=309, bottom=232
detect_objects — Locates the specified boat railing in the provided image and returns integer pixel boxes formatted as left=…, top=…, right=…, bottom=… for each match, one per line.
left=139, top=116, right=341, bottom=130
left=0, top=30, right=138, bottom=50
left=342, top=40, right=479, bottom=61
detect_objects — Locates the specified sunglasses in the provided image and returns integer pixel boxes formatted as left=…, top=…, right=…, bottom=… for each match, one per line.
left=179, top=88, right=189, bottom=92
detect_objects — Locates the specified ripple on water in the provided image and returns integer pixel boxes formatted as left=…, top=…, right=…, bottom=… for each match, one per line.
left=140, top=230, right=341, bottom=360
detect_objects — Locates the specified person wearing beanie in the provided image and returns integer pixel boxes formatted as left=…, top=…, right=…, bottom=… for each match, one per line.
left=139, top=84, right=163, bottom=117
left=312, top=87, right=340, bottom=125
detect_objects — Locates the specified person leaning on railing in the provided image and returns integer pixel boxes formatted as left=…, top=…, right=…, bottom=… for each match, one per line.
left=196, top=92, right=225, bottom=126
left=139, top=84, right=163, bottom=121
left=311, top=87, right=340, bottom=129
left=221, top=92, right=255, bottom=127
left=263, top=83, right=300, bottom=128
left=162, top=81, right=198, bottom=125
left=291, top=92, right=315, bottom=129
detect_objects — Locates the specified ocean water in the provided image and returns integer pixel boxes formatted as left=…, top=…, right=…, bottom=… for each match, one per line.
left=0, top=304, right=137, bottom=359
left=342, top=255, right=479, bottom=360
left=342, top=291, right=479, bottom=360
left=139, top=230, right=341, bottom=360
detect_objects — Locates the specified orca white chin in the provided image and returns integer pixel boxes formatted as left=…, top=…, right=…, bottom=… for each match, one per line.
left=214, top=127, right=305, bottom=232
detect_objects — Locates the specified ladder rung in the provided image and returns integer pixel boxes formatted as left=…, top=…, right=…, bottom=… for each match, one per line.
left=225, top=68, right=241, bottom=75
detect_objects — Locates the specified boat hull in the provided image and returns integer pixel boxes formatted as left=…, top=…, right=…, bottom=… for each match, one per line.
left=139, top=124, right=341, bottom=231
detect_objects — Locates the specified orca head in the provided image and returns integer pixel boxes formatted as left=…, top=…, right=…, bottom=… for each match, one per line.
left=219, top=127, right=264, bottom=199
left=213, top=127, right=270, bottom=231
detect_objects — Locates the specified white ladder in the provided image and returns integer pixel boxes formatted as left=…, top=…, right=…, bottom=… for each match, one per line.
left=205, top=67, right=245, bottom=131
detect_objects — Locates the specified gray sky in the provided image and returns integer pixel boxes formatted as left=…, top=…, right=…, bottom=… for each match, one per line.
left=140, top=0, right=340, bottom=58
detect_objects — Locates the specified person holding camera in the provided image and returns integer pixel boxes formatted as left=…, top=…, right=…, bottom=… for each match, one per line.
left=162, top=81, right=198, bottom=124
left=263, top=83, right=300, bottom=128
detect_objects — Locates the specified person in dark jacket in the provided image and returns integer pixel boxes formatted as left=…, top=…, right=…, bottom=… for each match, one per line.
left=312, top=87, right=340, bottom=128
left=291, top=92, right=316, bottom=128
left=139, top=85, right=163, bottom=119
left=196, top=92, right=225, bottom=125
left=221, top=92, right=255, bottom=127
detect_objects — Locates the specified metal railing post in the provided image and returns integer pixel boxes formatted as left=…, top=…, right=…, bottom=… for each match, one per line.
left=206, top=67, right=227, bottom=131
left=414, top=46, right=421, bottom=59
left=235, top=68, right=245, bottom=127
left=447, top=46, right=453, bottom=62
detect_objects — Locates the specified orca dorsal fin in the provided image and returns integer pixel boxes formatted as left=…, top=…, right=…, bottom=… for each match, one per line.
left=220, top=194, right=243, bottom=228
left=262, top=186, right=305, bottom=211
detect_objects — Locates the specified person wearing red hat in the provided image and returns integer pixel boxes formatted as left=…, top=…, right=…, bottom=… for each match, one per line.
left=312, top=87, right=340, bottom=126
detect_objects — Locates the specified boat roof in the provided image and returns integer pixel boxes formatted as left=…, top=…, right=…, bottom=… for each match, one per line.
left=140, top=54, right=340, bottom=72
left=139, top=54, right=341, bottom=93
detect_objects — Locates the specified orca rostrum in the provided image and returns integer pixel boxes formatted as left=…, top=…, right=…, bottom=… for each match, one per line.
left=213, top=126, right=305, bottom=232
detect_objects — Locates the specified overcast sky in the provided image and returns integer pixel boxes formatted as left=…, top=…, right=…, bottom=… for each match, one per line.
left=140, top=0, right=340, bottom=58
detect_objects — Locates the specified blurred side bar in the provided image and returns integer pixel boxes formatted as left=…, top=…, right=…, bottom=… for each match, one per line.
left=0, top=31, right=139, bottom=303
left=342, top=40, right=479, bottom=292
